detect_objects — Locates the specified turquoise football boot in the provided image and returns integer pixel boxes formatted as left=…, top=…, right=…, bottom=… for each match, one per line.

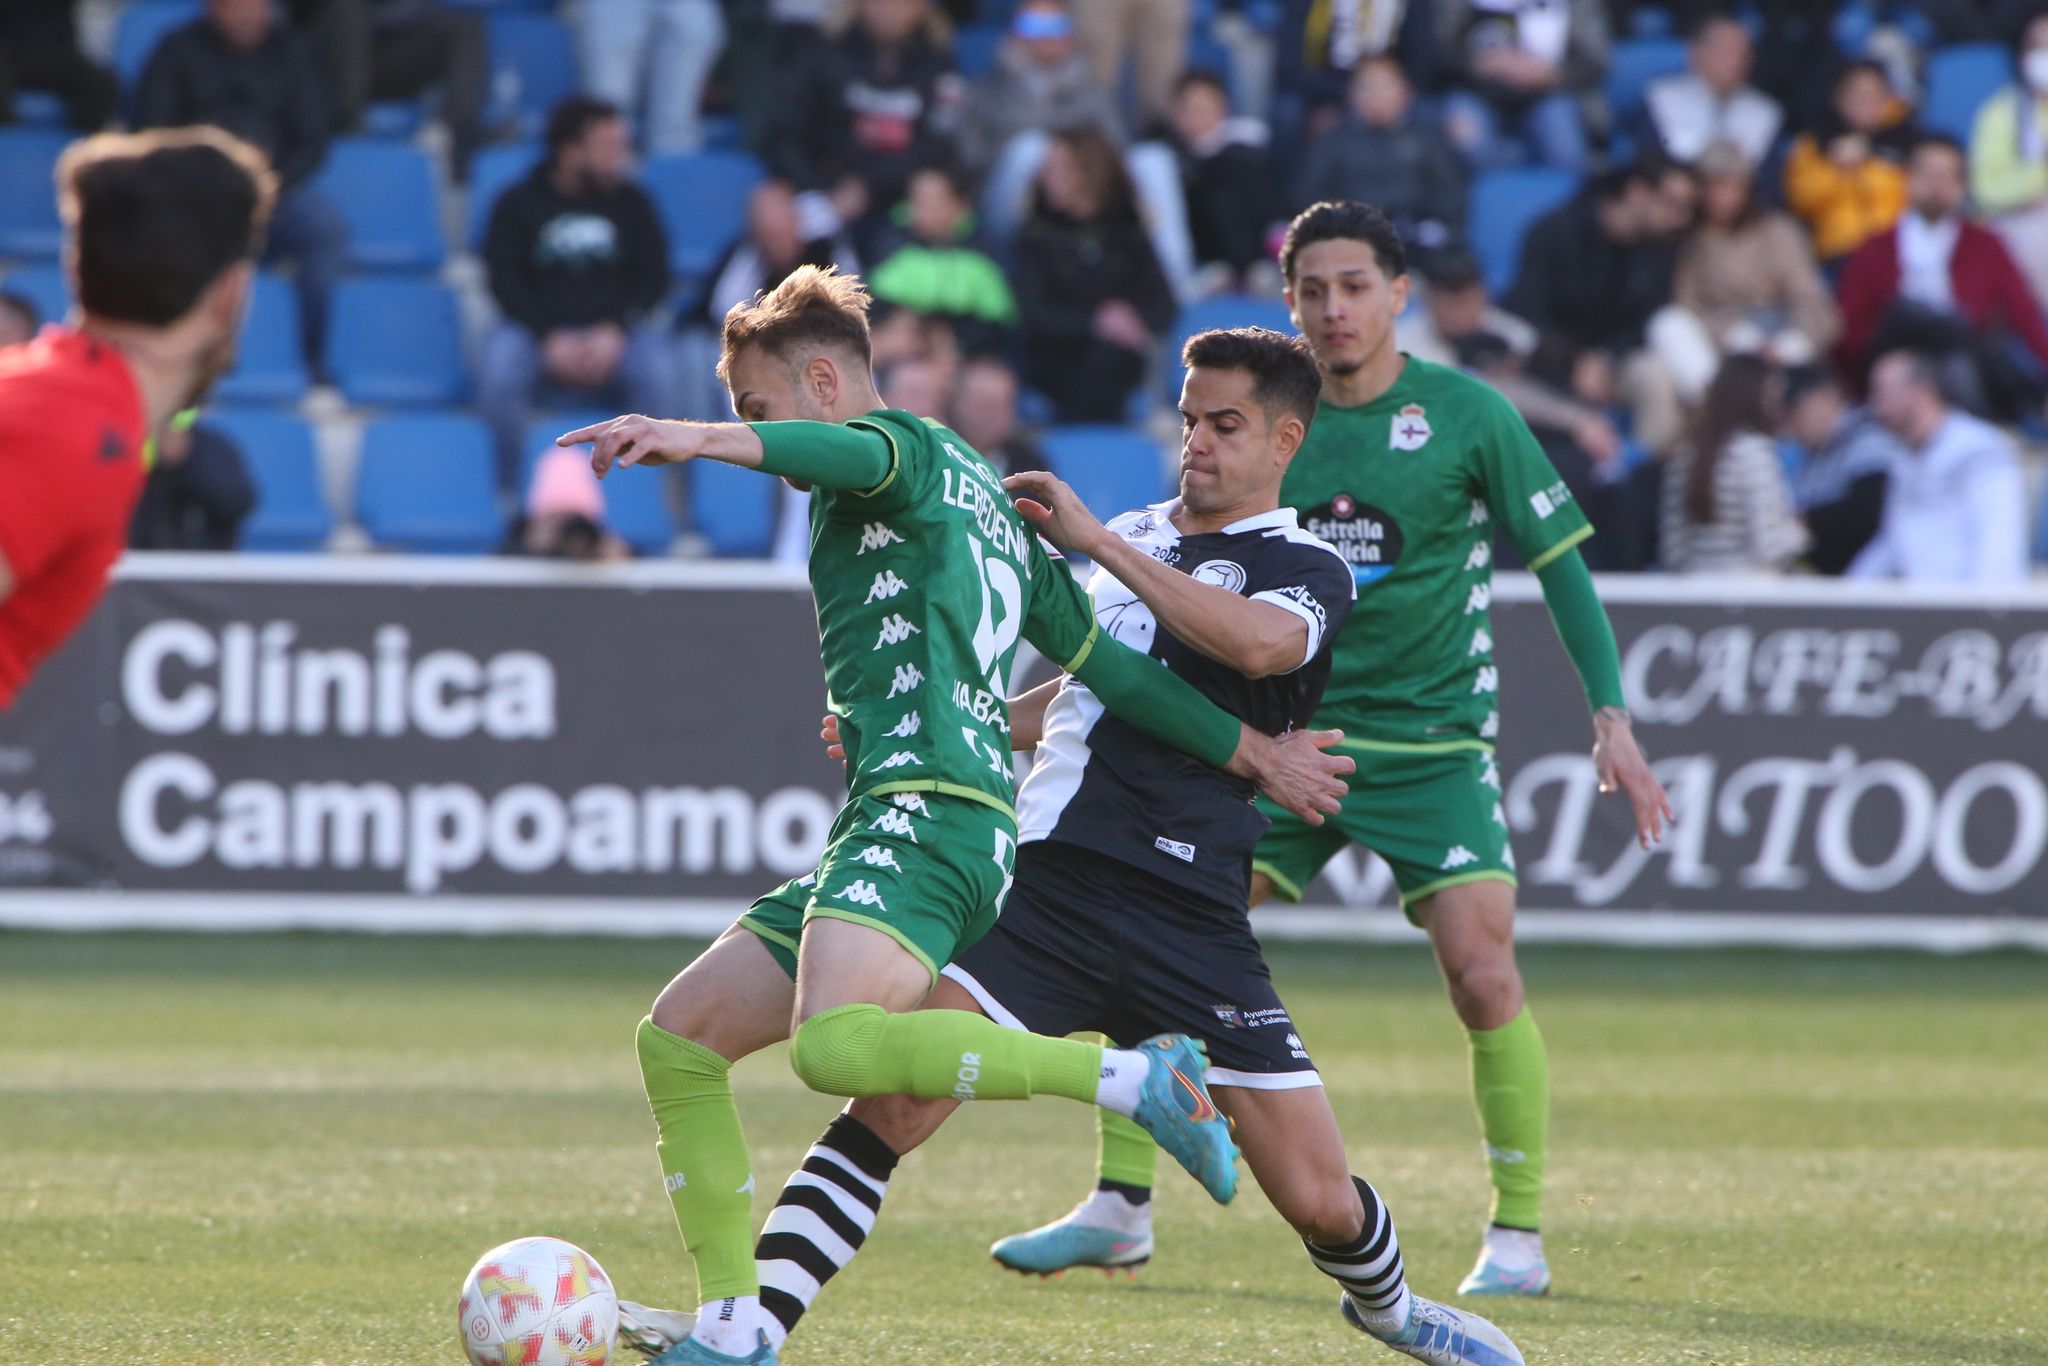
left=990, top=1205, right=1154, bottom=1277
left=647, top=1329, right=775, bottom=1366
left=1126, top=1033, right=1238, bottom=1205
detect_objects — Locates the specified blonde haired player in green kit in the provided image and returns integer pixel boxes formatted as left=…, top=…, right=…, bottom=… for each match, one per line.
left=556, top=266, right=1355, bottom=1366
left=991, top=202, right=1675, bottom=1298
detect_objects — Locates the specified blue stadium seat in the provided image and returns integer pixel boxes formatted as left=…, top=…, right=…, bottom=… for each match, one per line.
left=12, top=92, right=66, bottom=127
left=0, top=264, right=68, bottom=328
left=330, top=277, right=467, bottom=406
left=1924, top=43, right=2014, bottom=141
left=955, top=23, right=1005, bottom=78
left=0, top=129, right=71, bottom=261
left=688, top=458, right=777, bottom=557
left=486, top=13, right=580, bottom=137
left=213, top=272, right=309, bottom=405
left=311, top=139, right=447, bottom=271
left=522, top=410, right=614, bottom=487
left=114, top=1, right=200, bottom=95
left=520, top=411, right=677, bottom=553
left=645, top=151, right=766, bottom=278
left=1469, top=166, right=1581, bottom=298
left=357, top=413, right=503, bottom=553
left=1161, top=294, right=1296, bottom=402
left=593, top=465, right=679, bottom=554
left=1604, top=37, right=1687, bottom=128
left=465, top=140, right=542, bottom=250
left=1040, top=426, right=1171, bottom=520
left=362, top=100, right=426, bottom=138
left=208, top=411, right=332, bottom=551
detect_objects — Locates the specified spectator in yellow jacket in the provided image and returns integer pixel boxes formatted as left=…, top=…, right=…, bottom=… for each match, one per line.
left=1785, top=60, right=1912, bottom=264
left=1969, top=13, right=2048, bottom=310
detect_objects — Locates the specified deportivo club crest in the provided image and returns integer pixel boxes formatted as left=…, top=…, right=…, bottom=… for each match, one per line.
left=1390, top=403, right=1432, bottom=452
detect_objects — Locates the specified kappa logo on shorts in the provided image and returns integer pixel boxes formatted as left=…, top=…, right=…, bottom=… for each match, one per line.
left=890, top=793, right=932, bottom=816
left=1442, top=846, right=1479, bottom=870
left=854, top=846, right=903, bottom=872
left=869, top=809, right=919, bottom=842
left=834, top=879, right=890, bottom=912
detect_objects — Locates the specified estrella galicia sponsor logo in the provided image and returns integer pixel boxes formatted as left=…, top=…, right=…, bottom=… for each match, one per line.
left=1301, top=492, right=1403, bottom=587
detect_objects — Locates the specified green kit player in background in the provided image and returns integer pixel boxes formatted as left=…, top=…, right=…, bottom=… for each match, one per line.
left=557, top=266, right=1354, bottom=1366
left=994, top=203, right=1675, bottom=1298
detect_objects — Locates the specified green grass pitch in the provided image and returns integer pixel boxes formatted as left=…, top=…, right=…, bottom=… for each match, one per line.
left=3, top=931, right=2044, bottom=1365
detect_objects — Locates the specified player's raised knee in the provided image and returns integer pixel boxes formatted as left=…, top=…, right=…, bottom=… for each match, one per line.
left=789, top=1002, right=889, bottom=1096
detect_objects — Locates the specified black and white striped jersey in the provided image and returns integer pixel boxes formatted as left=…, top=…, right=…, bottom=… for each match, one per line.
left=1015, top=502, right=1356, bottom=907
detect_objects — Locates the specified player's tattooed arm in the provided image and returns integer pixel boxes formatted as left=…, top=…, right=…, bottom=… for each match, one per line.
left=1005, top=471, right=1310, bottom=678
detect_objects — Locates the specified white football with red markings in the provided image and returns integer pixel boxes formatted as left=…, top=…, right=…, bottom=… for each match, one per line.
left=458, top=1235, right=618, bottom=1366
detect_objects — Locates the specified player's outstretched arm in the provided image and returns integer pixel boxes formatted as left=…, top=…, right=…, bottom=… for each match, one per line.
left=558, top=415, right=892, bottom=489
left=1533, top=548, right=1673, bottom=848
left=1007, top=471, right=1311, bottom=678
left=1004, top=677, right=1062, bottom=751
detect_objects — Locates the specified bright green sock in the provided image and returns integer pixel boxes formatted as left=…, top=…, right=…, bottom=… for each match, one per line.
left=789, top=1003, right=1103, bottom=1102
left=1097, top=1109, right=1159, bottom=1189
left=1468, top=1006, right=1549, bottom=1230
left=635, top=1017, right=758, bottom=1302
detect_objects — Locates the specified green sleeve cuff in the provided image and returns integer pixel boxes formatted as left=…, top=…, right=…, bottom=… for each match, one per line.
left=1073, top=637, right=1240, bottom=770
left=1532, top=547, right=1626, bottom=712
left=747, top=421, right=894, bottom=491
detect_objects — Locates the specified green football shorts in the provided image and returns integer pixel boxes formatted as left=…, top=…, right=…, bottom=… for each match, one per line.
left=1251, top=741, right=1517, bottom=922
left=738, top=790, right=1017, bottom=984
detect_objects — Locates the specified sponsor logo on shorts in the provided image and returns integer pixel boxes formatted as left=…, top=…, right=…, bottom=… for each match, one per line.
left=1285, top=1032, right=1310, bottom=1061
left=890, top=793, right=932, bottom=816
left=1243, top=1008, right=1292, bottom=1029
left=1442, top=846, right=1479, bottom=870
left=1154, top=835, right=1196, bottom=862
left=1211, top=1004, right=1245, bottom=1029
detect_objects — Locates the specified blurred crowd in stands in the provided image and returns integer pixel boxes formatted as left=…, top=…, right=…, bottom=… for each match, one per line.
left=2, top=0, right=2046, bottom=582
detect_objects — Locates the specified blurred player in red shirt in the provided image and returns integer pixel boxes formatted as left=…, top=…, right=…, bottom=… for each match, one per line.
left=0, top=128, right=275, bottom=709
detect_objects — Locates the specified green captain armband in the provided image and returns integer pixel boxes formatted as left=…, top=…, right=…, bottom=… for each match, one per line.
left=1072, top=635, right=1241, bottom=771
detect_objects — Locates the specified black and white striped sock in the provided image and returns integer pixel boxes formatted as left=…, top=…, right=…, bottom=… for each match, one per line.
left=1304, top=1175, right=1411, bottom=1324
left=755, top=1112, right=899, bottom=1349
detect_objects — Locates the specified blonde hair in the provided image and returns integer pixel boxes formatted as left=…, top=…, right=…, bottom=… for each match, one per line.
left=716, top=264, right=874, bottom=385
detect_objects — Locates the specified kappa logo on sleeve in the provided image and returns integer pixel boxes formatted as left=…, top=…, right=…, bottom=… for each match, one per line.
left=1271, top=583, right=1328, bottom=631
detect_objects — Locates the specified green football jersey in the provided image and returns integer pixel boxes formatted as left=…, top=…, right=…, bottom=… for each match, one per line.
left=1280, top=356, right=1591, bottom=748
left=805, top=409, right=1100, bottom=816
